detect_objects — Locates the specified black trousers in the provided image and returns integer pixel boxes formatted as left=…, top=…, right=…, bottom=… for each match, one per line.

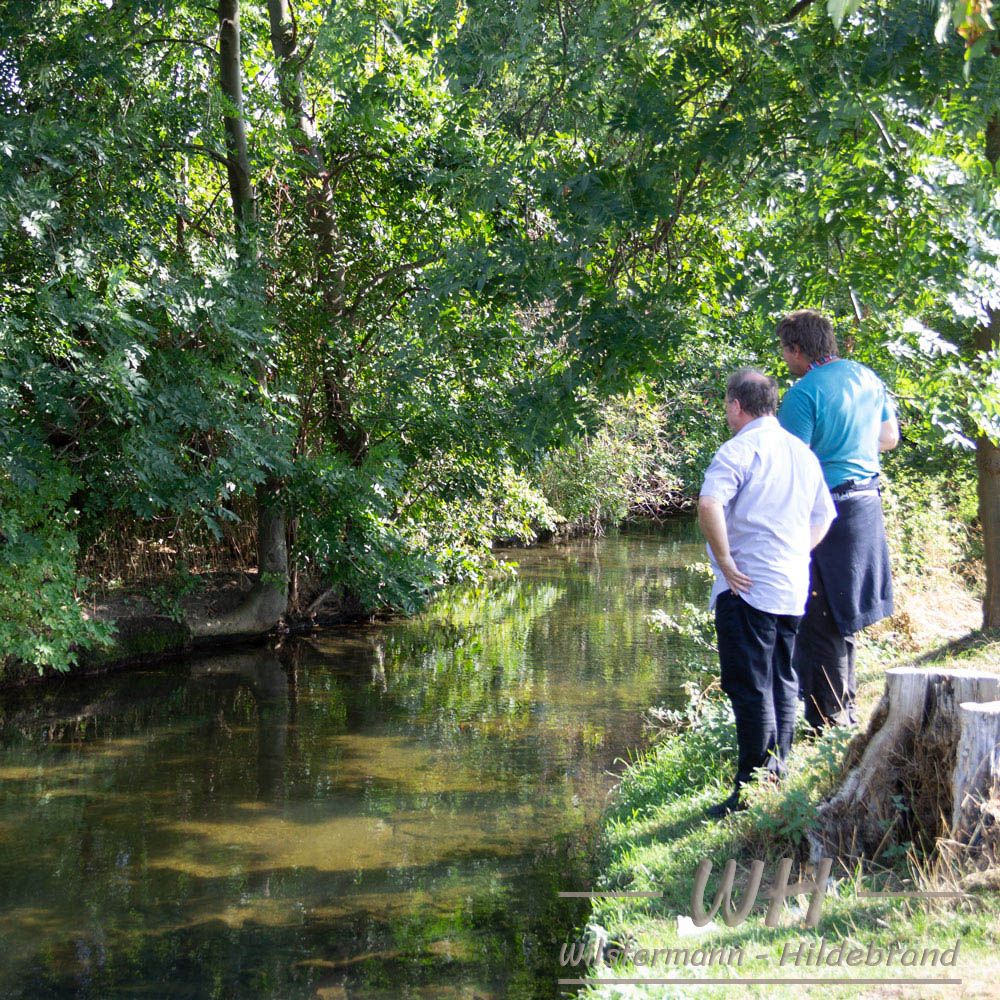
left=714, top=591, right=801, bottom=789
left=793, top=559, right=857, bottom=730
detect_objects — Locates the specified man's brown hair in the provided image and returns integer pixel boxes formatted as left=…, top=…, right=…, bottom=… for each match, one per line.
left=777, top=309, right=838, bottom=362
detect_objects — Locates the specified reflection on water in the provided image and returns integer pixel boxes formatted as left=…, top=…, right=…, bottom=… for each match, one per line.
left=0, top=523, right=710, bottom=998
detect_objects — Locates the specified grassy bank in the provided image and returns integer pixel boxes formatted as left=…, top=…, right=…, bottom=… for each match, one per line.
left=566, top=479, right=1000, bottom=998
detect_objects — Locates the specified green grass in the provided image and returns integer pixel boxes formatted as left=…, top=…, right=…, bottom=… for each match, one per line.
left=570, top=631, right=1000, bottom=999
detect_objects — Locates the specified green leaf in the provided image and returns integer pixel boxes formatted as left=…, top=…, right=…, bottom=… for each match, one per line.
left=828, top=0, right=862, bottom=31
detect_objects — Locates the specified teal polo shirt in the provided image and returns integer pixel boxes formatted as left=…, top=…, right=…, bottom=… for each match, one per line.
left=777, top=359, right=894, bottom=490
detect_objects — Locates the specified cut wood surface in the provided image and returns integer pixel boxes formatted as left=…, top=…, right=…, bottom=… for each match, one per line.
left=812, top=667, right=1000, bottom=862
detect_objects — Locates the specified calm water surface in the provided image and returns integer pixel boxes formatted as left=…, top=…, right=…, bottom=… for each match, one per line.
left=0, top=523, right=710, bottom=999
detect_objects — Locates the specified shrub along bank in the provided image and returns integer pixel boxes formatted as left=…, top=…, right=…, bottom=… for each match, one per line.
left=1, top=335, right=978, bottom=690
left=566, top=475, right=1000, bottom=998
left=2, top=356, right=732, bottom=682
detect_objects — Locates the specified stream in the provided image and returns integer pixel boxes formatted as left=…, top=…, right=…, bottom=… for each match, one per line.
left=0, top=522, right=711, bottom=999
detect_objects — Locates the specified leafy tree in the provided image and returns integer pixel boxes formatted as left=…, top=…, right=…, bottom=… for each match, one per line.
left=1, top=1, right=288, bottom=665
left=816, top=0, right=1000, bottom=624
left=5, top=0, right=1000, bottom=675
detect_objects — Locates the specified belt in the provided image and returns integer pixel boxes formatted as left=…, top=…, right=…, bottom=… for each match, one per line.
left=830, top=475, right=879, bottom=499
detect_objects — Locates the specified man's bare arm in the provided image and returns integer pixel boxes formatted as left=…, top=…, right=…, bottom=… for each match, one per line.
left=878, top=415, right=900, bottom=452
left=809, top=476, right=836, bottom=550
left=698, top=496, right=751, bottom=594
left=810, top=521, right=830, bottom=549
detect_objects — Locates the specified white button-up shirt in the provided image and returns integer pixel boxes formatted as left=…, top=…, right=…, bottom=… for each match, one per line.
left=700, top=415, right=836, bottom=616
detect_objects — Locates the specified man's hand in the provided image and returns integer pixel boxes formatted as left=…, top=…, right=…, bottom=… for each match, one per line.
left=698, top=495, right=752, bottom=594
left=717, top=553, right=752, bottom=594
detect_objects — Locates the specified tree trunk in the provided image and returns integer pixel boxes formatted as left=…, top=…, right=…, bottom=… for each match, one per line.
left=218, top=0, right=255, bottom=236
left=976, top=309, right=1000, bottom=628
left=951, top=700, right=1000, bottom=848
left=192, top=0, right=288, bottom=640
left=811, top=666, right=1000, bottom=862
left=265, top=0, right=342, bottom=297
left=265, top=0, right=368, bottom=464
left=977, top=115, right=1000, bottom=629
left=188, top=480, right=288, bottom=640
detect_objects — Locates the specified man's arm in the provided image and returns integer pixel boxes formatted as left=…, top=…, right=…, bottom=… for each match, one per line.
left=810, top=520, right=830, bottom=549
left=698, top=495, right=752, bottom=594
left=878, top=415, right=899, bottom=452
left=878, top=383, right=899, bottom=452
left=809, top=472, right=837, bottom=549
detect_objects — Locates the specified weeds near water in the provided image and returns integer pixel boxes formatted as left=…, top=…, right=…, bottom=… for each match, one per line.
left=648, top=602, right=716, bottom=650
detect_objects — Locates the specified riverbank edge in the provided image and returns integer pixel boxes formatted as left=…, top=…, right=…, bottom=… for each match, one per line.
left=0, top=573, right=372, bottom=689
left=566, top=600, right=1000, bottom=998
left=3, top=510, right=692, bottom=690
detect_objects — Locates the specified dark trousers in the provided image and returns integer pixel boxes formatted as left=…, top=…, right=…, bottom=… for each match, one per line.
left=714, top=591, right=801, bottom=789
left=793, top=561, right=857, bottom=730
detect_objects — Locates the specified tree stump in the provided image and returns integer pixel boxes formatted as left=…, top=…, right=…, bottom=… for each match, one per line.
left=811, top=667, right=1000, bottom=863
left=951, top=701, right=1000, bottom=849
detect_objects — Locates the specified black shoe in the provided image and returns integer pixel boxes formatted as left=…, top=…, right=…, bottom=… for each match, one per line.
left=705, top=791, right=746, bottom=818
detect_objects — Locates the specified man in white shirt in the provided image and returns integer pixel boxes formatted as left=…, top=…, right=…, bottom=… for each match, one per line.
left=699, top=369, right=836, bottom=817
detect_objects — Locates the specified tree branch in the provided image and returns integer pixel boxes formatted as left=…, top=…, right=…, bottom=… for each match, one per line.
left=328, top=150, right=378, bottom=196
left=779, top=0, right=819, bottom=23
left=165, top=142, right=234, bottom=171
left=187, top=182, right=229, bottom=231
left=137, top=35, right=218, bottom=55
left=344, top=257, right=439, bottom=320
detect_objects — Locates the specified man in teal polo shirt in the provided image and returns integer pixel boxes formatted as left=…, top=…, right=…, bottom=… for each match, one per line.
left=777, top=310, right=899, bottom=730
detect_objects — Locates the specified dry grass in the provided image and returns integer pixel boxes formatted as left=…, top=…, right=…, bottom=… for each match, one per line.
left=80, top=503, right=258, bottom=587
left=868, top=570, right=981, bottom=654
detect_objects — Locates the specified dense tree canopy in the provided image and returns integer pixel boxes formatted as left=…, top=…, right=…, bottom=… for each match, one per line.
left=3, top=0, right=1000, bottom=671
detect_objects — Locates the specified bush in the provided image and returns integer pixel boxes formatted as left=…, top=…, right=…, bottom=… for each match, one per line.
left=880, top=464, right=977, bottom=584
left=538, top=335, right=758, bottom=533
left=539, top=380, right=721, bottom=532
left=0, top=448, right=112, bottom=673
left=290, top=453, right=554, bottom=614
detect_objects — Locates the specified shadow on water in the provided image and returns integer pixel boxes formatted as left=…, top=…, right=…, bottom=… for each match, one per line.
left=0, top=522, right=711, bottom=999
